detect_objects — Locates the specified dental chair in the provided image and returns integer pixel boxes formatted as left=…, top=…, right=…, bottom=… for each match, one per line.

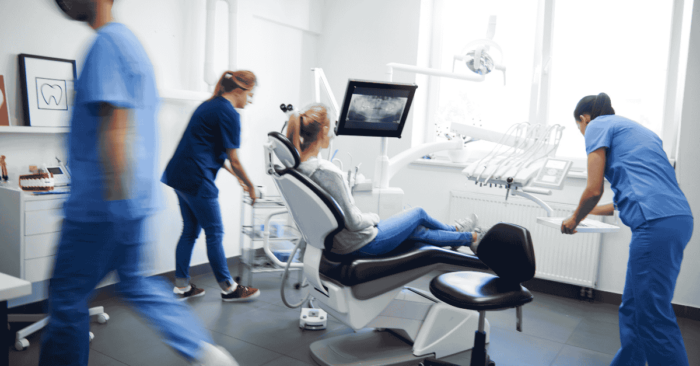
left=264, top=132, right=535, bottom=366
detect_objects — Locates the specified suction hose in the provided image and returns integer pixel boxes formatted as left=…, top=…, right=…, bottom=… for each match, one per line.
left=280, top=237, right=311, bottom=309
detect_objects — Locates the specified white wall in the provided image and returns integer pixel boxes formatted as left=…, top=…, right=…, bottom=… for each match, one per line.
left=317, top=0, right=700, bottom=308
left=0, top=0, right=322, bottom=280
left=673, top=0, right=700, bottom=308
left=317, top=0, right=422, bottom=178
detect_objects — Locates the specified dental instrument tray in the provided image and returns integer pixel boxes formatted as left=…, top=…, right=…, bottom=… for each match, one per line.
left=536, top=217, right=620, bottom=233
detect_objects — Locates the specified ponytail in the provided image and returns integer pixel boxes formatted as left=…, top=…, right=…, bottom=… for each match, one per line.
left=286, top=113, right=303, bottom=152
left=284, top=103, right=329, bottom=153
left=573, top=92, right=615, bottom=122
left=209, top=70, right=257, bottom=101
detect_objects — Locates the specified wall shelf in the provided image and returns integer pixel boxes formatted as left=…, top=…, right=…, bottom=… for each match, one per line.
left=0, top=126, right=70, bottom=134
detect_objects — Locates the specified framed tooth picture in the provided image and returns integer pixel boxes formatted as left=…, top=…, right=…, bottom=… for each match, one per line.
left=0, top=75, right=10, bottom=126
left=18, top=54, right=77, bottom=127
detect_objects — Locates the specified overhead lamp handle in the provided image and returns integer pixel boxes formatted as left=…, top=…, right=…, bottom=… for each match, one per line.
left=486, top=15, right=497, bottom=40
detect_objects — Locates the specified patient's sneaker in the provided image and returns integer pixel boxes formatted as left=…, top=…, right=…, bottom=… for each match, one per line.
left=221, top=284, right=260, bottom=302
left=471, top=225, right=492, bottom=253
left=174, top=283, right=206, bottom=301
left=191, top=342, right=239, bottom=366
left=454, top=213, right=479, bottom=233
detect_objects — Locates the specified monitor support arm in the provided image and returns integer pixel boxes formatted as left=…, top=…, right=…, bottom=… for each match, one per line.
left=373, top=63, right=486, bottom=189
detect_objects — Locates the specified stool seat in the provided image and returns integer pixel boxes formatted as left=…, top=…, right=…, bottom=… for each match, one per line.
left=430, top=272, right=533, bottom=311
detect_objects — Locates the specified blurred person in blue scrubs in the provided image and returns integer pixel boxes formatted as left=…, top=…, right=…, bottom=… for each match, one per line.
left=161, top=70, right=261, bottom=303
left=561, top=93, right=693, bottom=366
left=41, top=1, right=238, bottom=365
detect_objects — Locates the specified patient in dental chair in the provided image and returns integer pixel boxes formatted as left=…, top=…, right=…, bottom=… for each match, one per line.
left=286, top=104, right=484, bottom=258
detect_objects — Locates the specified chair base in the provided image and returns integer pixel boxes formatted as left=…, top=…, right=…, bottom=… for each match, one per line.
left=8, top=306, right=108, bottom=351
left=310, top=329, right=432, bottom=366
left=469, top=331, right=495, bottom=366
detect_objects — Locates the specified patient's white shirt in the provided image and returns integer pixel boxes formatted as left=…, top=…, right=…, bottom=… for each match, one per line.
left=298, top=157, right=379, bottom=255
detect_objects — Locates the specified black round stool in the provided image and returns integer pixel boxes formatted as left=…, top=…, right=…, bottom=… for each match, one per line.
left=429, top=271, right=533, bottom=366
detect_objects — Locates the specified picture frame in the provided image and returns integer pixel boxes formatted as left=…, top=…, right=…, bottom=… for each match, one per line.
left=18, top=54, right=77, bottom=127
left=0, top=75, right=10, bottom=126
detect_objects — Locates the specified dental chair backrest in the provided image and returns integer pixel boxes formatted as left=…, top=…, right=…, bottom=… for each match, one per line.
left=476, top=222, right=536, bottom=284
left=265, top=132, right=346, bottom=295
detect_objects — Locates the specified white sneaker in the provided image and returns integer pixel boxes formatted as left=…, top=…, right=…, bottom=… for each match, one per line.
left=454, top=213, right=479, bottom=233
left=471, top=225, right=491, bottom=253
left=192, top=342, right=239, bottom=366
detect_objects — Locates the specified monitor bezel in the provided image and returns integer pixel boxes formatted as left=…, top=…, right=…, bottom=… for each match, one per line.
left=335, top=79, right=418, bottom=138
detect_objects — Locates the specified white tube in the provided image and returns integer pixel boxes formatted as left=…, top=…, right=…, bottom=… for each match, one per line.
left=387, top=140, right=463, bottom=181
left=386, top=63, right=485, bottom=82
left=204, top=0, right=219, bottom=86
left=511, top=189, right=553, bottom=217
left=227, top=0, right=238, bottom=71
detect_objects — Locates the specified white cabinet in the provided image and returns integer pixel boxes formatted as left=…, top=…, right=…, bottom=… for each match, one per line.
left=0, top=187, right=66, bottom=284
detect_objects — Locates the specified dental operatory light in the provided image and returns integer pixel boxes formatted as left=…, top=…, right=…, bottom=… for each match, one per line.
left=453, top=15, right=507, bottom=84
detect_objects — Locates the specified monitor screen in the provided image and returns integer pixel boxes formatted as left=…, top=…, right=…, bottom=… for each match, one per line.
left=336, top=80, right=417, bottom=138
left=47, top=167, right=63, bottom=175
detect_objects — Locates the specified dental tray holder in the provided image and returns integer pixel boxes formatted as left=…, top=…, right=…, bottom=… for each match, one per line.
left=19, top=173, right=54, bottom=192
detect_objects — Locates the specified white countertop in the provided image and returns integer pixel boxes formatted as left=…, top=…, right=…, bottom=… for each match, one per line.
left=0, top=272, right=32, bottom=302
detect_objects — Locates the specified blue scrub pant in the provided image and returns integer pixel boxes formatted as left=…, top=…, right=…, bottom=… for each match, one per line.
left=611, top=215, right=693, bottom=366
left=38, top=219, right=212, bottom=366
left=174, top=190, right=233, bottom=291
left=350, top=207, right=473, bottom=257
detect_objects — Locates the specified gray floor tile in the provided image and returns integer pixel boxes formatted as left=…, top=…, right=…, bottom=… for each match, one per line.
left=282, top=326, right=358, bottom=364
left=550, top=345, right=615, bottom=366
left=686, top=337, right=700, bottom=366
left=680, top=317, right=700, bottom=342
left=439, top=327, right=565, bottom=366
left=260, top=355, right=313, bottom=366
left=565, top=318, right=621, bottom=356
left=209, top=330, right=283, bottom=366
left=204, top=301, right=349, bottom=356
left=488, top=299, right=583, bottom=343
left=532, top=292, right=620, bottom=326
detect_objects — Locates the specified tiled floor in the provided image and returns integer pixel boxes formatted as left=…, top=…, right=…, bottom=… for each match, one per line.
left=7, top=267, right=700, bottom=366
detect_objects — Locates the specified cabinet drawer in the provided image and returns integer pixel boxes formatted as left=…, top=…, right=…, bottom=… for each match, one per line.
left=25, top=199, right=66, bottom=212
left=25, top=256, right=55, bottom=283
left=25, top=232, right=61, bottom=259
left=25, top=209, right=64, bottom=236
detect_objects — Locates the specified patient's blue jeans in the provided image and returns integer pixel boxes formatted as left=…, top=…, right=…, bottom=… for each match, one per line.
left=174, top=190, right=233, bottom=290
left=611, top=215, right=693, bottom=366
left=39, top=219, right=212, bottom=366
left=351, top=207, right=473, bottom=258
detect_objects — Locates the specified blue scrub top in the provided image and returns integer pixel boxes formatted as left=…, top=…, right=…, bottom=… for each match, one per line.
left=585, top=115, right=692, bottom=229
left=64, top=23, right=160, bottom=222
left=161, top=97, right=241, bottom=198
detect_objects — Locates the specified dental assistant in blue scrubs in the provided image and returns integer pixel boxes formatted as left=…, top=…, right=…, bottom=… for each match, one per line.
left=561, top=93, right=693, bottom=366
left=162, top=71, right=260, bottom=302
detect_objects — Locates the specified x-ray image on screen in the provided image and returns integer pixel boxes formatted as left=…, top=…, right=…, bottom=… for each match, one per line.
left=337, top=80, right=417, bottom=138
left=347, top=94, right=407, bottom=124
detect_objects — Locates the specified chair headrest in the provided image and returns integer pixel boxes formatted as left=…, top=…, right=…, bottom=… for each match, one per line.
left=476, top=222, right=536, bottom=284
left=268, top=132, right=300, bottom=169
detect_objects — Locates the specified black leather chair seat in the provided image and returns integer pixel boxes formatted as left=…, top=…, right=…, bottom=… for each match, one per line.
left=429, top=271, right=533, bottom=311
left=318, top=242, right=489, bottom=300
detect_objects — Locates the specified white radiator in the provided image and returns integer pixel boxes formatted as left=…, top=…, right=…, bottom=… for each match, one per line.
left=449, top=191, right=602, bottom=288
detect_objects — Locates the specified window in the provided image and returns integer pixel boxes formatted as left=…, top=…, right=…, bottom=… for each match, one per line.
left=547, top=0, right=674, bottom=159
left=427, top=0, right=679, bottom=164
left=432, top=0, right=538, bottom=139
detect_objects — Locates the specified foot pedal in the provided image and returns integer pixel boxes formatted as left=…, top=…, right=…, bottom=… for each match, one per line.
left=300, top=308, right=327, bottom=330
